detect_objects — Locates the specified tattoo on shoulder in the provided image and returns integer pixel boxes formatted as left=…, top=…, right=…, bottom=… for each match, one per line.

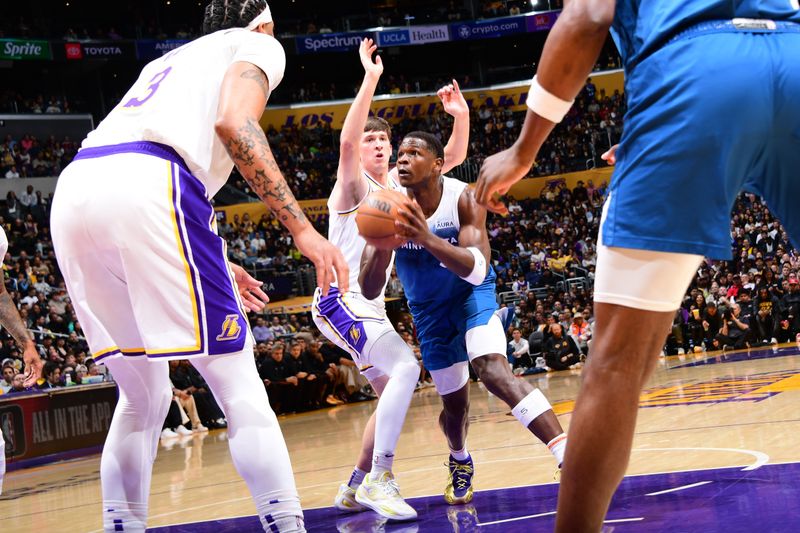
left=240, top=68, right=270, bottom=99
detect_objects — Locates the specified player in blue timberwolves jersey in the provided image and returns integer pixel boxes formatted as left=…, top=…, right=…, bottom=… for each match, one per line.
left=475, top=1, right=800, bottom=531
left=360, top=132, right=568, bottom=505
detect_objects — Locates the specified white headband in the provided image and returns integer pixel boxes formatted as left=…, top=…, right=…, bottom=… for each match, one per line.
left=245, top=4, right=273, bottom=30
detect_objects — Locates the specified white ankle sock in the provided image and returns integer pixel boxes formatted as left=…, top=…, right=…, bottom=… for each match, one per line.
left=347, top=467, right=368, bottom=489
left=450, top=447, right=469, bottom=461
left=547, top=433, right=567, bottom=466
left=254, top=491, right=305, bottom=532
left=371, top=450, right=395, bottom=475
left=103, top=501, right=148, bottom=533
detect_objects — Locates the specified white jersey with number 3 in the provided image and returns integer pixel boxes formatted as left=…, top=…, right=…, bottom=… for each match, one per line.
left=82, top=28, right=285, bottom=198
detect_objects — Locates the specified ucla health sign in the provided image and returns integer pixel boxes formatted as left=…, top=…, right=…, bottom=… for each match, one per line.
left=378, top=29, right=410, bottom=47
left=451, top=16, right=527, bottom=40
left=377, top=25, right=449, bottom=47
left=296, top=31, right=375, bottom=54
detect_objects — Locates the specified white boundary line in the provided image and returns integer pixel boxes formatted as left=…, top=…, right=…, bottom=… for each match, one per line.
left=111, top=447, right=775, bottom=530
left=646, top=481, right=713, bottom=497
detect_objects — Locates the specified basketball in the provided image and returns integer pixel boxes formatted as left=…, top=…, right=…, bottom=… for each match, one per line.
left=356, top=189, right=410, bottom=250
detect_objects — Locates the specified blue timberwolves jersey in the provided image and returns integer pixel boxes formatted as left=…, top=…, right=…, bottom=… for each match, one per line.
left=395, top=176, right=496, bottom=304
left=612, top=0, right=800, bottom=69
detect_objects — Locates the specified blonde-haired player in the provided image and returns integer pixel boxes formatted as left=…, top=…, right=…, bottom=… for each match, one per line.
left=51, top=2, right=347, bottom=531
left=311, top=39, right=470, bottom=520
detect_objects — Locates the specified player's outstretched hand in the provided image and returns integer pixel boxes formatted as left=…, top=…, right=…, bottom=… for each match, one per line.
left=439, top=79, right=468, bottom=118
left=601, top=144, right=619, bottom=165
left=229, top=262, right=269, bottom=313
left=359, top=38, right=383, bottom=79
left=294, top=226, right=350, bottom=296
left=22, top=341, right=43, bottom=388
left=475, top=146, right=533, bottom=216
left=395, top=200, right=432, bottom=245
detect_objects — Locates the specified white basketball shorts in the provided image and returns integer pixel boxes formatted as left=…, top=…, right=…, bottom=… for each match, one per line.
left=51, top=142, right=251, bottom=364
left=311, top=287, right=392, bottom=381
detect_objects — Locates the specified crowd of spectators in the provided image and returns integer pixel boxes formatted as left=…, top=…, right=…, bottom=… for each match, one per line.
left=231, top=80, right=624, bottom=202
left=0, top=92, right=74, bottom=115
left=1, top=135, right=79, bottom=179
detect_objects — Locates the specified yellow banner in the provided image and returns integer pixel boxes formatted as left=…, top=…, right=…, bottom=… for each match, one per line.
left=215, top=198, right=329, bottom=225
left=261, top=70, right=624, bottom=130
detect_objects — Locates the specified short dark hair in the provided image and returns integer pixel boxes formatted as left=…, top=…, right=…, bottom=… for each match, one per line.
left=203, top=0, right=270, bottom=34
left=364, top=117, right=392, bottom=137
left=403, top=131, right=444, bottom=159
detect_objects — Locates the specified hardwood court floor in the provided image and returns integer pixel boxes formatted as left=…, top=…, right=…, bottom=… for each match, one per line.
left=4, top=344, right=800, bottom=531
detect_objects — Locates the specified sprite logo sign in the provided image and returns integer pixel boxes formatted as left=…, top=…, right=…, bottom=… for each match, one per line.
left=0, top=39, right=52, bottom=60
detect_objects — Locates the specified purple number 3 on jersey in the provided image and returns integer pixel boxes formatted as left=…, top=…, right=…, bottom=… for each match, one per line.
left=123, top=66, right=173, bottom=108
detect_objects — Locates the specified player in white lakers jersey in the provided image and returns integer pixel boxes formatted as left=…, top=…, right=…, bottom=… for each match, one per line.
left=0, top=226, right=43, bottom=496
left=51, top=2, right=347, bottom=531
left=311, top=39, right=469, bottom=520
left=360, top=132, right=567, bottom=505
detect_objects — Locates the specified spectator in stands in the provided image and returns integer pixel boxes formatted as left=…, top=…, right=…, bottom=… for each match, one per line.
left=569, top=312, right=592, bottom=354
left=754, top=286, right=780, bottom=344
left=168, top=361, right=207, bottom=433
left=269, top=315, right=289, bottom=338
left=258, top=342, right=301, bottom=414
left=252, top=317, right=274, bottom=344
left=507, top=328, right=532, bottom=372
left=8, top=373, right=25, bottom=394
left=544, top=324, right=582, bottom=371
left=39, top=361, right=61, bottom=389
left=714, top=304, right=751, bottom=350
left=781, top=276, right=800, bottom=336
left=0, top=362, right=14, bottom=393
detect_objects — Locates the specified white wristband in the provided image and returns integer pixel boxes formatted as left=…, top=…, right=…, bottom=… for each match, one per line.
left=527, top=75, right=574, bottom=124
left=461, top=246, right=487, bottom=286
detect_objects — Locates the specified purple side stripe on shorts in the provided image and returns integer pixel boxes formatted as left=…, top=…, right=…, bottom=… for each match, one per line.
left=174, top=163, right=247, bottom=356
left=315, top=288, right=369, bottom=355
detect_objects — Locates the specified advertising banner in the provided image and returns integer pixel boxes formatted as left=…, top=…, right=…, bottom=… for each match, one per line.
left=408, top=24, right=450, bottom=44
left=525, top=11, right=560, bottom=32
left=0, top=39, right=51, bottom=60
left=260, top=70, right=624, bottom=130
left=377, top=29, right=410, bottom=47
left=450, top=16, right=526, bottom=41
left=260, top=272, right=295, bottom=302
left=377, top=25, right=450, bottom=47
left=295, top=31, right=375, bottom=54
left=2, top=384, right=117, bottom=467
left=215, top=198, right=329, bottom=228
left=136, top=39, right=190, bottom=61
left=65, top=41, right=136, bottom=60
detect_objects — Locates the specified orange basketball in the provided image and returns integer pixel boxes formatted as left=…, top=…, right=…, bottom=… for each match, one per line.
left=356, top=189, right=410, bottom=250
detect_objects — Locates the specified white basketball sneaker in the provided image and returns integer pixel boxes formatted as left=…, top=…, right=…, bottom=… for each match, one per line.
left=334, top=483, right=366, bottom=513
left=355, top=471, right=417, bottom=521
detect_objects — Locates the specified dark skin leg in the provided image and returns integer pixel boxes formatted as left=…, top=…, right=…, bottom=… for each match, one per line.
left=555, top=302, right=674, bottom=533
left=470, top=354, right=563, bottom=443
left=438, top=383, right=471, bottom=451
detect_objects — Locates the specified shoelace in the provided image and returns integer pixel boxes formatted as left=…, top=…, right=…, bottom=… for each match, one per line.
left=450, top=462, right=474, bottom=490
left=375, top=476, right=402, bottom=498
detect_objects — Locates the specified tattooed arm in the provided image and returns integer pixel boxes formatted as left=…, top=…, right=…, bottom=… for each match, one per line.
left=215, top=61, right=349, bottom=294
left=0, top=282, right=41, bottom=387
